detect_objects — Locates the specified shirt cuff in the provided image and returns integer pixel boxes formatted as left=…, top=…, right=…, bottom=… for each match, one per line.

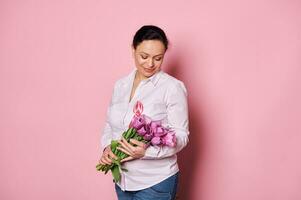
left=101, top=141, right=111, bottom=152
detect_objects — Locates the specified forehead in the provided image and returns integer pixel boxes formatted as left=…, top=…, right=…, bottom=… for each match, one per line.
left=136, top=40, right=165, bottom=55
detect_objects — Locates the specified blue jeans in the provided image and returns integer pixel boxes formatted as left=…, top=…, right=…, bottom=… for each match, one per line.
left=115, top=172, right=179, bottom=200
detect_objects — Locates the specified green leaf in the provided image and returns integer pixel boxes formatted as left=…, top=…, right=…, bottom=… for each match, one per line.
left=104, top=165, right=111, bottom=174
left=111, top=165, right=121, bottom=182
left=122, top=130, right=126, bottom=138
left=96, top=164, right=102, bottom=171
left=128, top=128, right=136, bottom=141
left=111, top=140, right=118, bottom=151
left=125, top=128, right=132, bottom=139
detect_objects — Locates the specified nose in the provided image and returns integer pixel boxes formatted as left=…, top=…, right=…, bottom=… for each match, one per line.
left=147, top=59, right=154, bottom=67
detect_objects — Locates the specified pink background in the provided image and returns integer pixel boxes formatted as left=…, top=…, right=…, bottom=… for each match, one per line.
left=1, top=1, right=300, bottom=200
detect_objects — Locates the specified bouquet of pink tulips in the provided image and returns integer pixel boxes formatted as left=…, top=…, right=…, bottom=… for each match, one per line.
left=96, top=101, right=177, bottom=182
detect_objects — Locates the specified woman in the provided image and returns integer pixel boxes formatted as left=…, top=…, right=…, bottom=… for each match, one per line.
left=99, top=25, right=189, bottom=200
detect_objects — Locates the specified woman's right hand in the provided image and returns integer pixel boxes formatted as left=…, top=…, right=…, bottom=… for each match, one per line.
left=98, top=146, right=117, bottom=165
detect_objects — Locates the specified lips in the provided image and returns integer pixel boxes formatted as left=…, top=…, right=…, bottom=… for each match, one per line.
left=144, top=68, right=154, bottom=73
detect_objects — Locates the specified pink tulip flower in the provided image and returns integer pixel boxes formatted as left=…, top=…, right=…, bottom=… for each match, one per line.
left=151, top=137, right=162, bottom=145
left=162, top=132, right=177, bottom=147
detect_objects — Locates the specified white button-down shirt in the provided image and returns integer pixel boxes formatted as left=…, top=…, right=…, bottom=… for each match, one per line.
left=101, top=68, right=189, bottom=191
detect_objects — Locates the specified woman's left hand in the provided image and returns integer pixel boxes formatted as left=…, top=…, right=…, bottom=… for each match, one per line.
left=117, top=137, right=147, bottom=163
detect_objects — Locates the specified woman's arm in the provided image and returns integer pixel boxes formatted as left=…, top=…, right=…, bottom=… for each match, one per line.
left=141, top=81, right=190, bottom=159
left=100, top=113, right=113, bottom=152
left=100, top=82, right=118, bottom=152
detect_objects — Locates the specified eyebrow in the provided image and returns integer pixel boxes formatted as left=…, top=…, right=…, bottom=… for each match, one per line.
left=140, top=52, right=164, bottom=57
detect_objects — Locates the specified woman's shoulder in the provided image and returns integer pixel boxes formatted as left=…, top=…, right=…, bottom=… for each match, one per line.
left=161, top=71, right=184, bottom=84
left=160, top=71, right=187, bottom=94
left=112, top=69, right=136, bottom=89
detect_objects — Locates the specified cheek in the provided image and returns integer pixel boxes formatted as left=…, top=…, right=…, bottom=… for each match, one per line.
left=136, top=58, right=146, bottom=65
left=155, top=60, right=163, bottom=66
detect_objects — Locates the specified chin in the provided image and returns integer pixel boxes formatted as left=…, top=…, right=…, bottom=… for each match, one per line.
left=143, top=68, right=158, bottom=76
left=143, top=71, right=155, bottom=78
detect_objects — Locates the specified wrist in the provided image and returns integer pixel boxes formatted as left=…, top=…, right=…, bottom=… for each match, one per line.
left=103, top=145, right=110, bottom=152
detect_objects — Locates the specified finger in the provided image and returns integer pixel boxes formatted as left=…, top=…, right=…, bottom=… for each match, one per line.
left=118, top=139, right=133, bottom=154
left=100, top=158, right=110, bottom=165
left=121, top=156, right=134, bottom=163
left=101, top=157, right=111, bottom=165
left=130, top=139, right=146, bottom=148
left=104, top=145, right=111, bottom=153
left=117, top=146, right=132, bottom=156
left=121, top=137, right=135, bottom=152
left=103, top=157, right=112, bottom=165
left=108, top=151, right=118, bottom=160
left=103, top=155, right=112, bottom=164
left=103, top=147, right=110, bottom=154
left=98, top=159, right=104, bottom=165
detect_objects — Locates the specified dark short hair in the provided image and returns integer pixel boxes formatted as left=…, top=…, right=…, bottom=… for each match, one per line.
left=132, top=25, right=169, bottom=51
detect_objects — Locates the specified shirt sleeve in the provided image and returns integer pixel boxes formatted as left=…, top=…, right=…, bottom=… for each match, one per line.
left=100, top=111, right=112, bottom=152
left=100, top=82, right=118, bottom=152
left=141, top=81, right=190, bottom=159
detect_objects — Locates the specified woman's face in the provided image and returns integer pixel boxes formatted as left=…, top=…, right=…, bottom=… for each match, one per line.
left=132, top=40, right=166, bottom=79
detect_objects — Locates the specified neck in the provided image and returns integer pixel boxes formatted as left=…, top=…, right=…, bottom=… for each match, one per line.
left=135, top=71, right=147, bottom=82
